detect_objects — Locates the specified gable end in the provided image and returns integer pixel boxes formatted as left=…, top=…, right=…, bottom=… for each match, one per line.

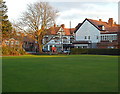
left=74, top=18, right=101, bottom=33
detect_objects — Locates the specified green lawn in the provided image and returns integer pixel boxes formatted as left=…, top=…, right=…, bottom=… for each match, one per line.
left=2, top=55, right=118, bottom=92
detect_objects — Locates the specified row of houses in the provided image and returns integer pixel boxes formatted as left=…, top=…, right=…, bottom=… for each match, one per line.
left=1, top=18, right=120, bottom=52
left=43, top=18, right=119, bottom=52
left=1, top=32, right=38, bottom=52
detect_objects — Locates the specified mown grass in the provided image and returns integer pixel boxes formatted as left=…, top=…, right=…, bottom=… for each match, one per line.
left=2, top=55, right=118, bottom=92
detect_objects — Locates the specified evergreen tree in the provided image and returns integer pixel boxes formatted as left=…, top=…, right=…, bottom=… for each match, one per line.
left=0, top=1, right=12, bottom=39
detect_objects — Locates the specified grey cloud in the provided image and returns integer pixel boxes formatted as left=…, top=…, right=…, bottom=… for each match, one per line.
left=50, top=2, right=110, bottom=11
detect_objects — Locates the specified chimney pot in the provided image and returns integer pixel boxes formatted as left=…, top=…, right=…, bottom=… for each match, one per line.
left=54, top=24, right=56, bottom=27
left=61, top=24, right=65, bottom=28
left=108, top=18, right=114, bottom=26
left=99, top=19, right=102, bottom=21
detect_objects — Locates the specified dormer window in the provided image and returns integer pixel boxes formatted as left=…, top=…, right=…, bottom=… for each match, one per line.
left=57, top=32, right=60, bottom=35
left=98, top=25, right=105, bottom=30
left=102, top=26, right=105, bottom=30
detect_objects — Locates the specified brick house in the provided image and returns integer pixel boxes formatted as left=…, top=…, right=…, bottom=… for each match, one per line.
left=22, top=36, right=38, bottom=52
left=2, top=38, right=22, bottom=48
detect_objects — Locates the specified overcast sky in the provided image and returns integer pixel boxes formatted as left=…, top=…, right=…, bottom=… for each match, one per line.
left=4, top=0, right=119, bottom=28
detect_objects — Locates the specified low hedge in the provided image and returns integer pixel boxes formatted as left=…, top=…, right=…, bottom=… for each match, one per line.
left=71, top=48, right=120, bottom=55
left=2, top=46, right=26, bottom=55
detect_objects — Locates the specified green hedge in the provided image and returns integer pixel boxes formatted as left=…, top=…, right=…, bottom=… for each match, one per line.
left=71, top=48, right=120, bottom=55
left=2, top=46, right=26, bottom=55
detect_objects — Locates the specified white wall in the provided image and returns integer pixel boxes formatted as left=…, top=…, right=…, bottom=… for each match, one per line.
left=75, top=20, right=101, bottom=43
left=46, top=35, right=71, bottom=45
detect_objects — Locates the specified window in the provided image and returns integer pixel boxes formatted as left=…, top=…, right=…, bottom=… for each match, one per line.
left=113, top=35, right=117, bottom=40
left=16, top=41, right=19, bottom=45
left=108, top=36, right=110, bottom=40
left=85, top=36, right=87, bottom=39
left=11, top=41, right=14, bottom=45
left=102, top=26, right=105, bottom=30
left=104, top=36, right=107, bottom=40
left=114, top=35, right=117, bottom=40
left=101, top=36, right=103, bottom=40
left=88, top=36, right=90, bottom=39
left=97, top=36, right=99, bottom=39
left=106, top=36, right=109, bottom=40
left=83, top=46, right=87, bottom=48
left=57, top=32, right=60, bottom=35
left=5, top=41, right=9, bottom=45
left=102, top=36, right=104, bottom=40
left=110, top=36, right=113, bottom=40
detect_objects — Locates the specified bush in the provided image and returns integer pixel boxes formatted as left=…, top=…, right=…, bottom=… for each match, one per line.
left=2, top=46, right=10, bottom=55
left=71, top=48, right=120, bottom=55
left=19, top=49, right=26, bottom=55
left=2, top=46, right=26, bottom=55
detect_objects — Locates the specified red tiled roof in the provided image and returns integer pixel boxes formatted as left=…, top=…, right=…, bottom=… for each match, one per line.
left=46, top=27, right=60, bottom=35
left=88, top=19, right=119, bottom=33
left=64, top=28, right=75, bottom=35
left=70, top=28, right=76, bottom=34
left=23, top=36, right=35, bottom=43
left=46, top=25, right=75, bottom=35
left=74, top=18, right=119, bottom=34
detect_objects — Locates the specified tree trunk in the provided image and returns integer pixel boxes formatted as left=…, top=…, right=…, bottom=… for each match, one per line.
left=38, top=43, right=43, bottom=53
left=38, top=36, right=43, bottom=53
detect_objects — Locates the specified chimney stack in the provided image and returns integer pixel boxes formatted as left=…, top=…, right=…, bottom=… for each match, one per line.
left=108, top=18, right=114, bottom=26
left=99, top=19, right=102, bottom=21
left=54, top=23, right=56, bottom=27
left=114, top=22, right=117, bottom=25
left=61, top=24, right=65, bottom=28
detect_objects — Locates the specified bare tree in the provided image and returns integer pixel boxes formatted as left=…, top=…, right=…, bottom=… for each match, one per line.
left=14, top=2, right=58, bottom=53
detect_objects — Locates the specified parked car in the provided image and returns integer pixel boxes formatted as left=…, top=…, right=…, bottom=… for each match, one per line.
left=63, top=50, right=70, bottom=53
left=42, top=49, right=50, bottom=52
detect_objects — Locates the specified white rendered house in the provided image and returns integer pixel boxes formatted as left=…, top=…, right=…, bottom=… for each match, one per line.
left=74, top=18, right=119, bottom=48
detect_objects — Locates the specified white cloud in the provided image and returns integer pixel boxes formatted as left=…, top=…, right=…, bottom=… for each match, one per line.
left=4, top=0, right=118, bottom=28
left=47, top=0, right=119, bottom=2
left=4, top=0, right=38, bottom=21
left=55, top=2, right=118, bottom=28
left=118, top=1, right=120, bottom=24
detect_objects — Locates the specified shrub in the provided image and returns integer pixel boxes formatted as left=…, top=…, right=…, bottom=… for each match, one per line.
left=71, top=48, right=120, bottom=55
left=18, top=49, right=26, bottom=55
left=2, top=46, right=10, bottom=55
left=2, top=46, right=26, bottom=55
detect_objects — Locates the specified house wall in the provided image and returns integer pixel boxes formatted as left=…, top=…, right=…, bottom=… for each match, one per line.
left=75, top=20, right=101, bottom=43
left=2, top=38, right=21, bottom=47
left=97, top=33, right=118, bottom=48
left=97, top=41, right=118, bottom=49
left=74, top=44, right=88, bottom=48
left=43, top=35, right=72, bottom=51
left=100, top=34, right=117, bottom=41
left=43, top=35, right=71, bottom=45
